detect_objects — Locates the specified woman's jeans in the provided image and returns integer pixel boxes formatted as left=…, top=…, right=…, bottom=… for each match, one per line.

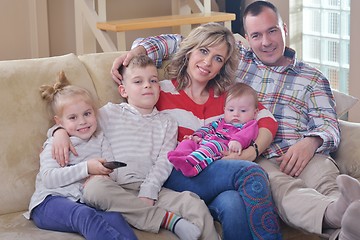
left=31, top=195, right=137, bottom=240
left=164, top=159, right=282, bottom=240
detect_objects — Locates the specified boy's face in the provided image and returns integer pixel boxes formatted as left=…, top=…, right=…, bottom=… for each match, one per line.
left=54, top=97, right=97, bottom=140
left=224, top=95, right=258, bottom=125
left=118, top=65, right=160, bottom=115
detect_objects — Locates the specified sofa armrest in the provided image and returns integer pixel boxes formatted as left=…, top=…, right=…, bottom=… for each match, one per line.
left=331, top=120, right=360, bottom=181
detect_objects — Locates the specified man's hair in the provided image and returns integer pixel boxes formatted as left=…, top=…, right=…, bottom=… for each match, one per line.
left=243, top=1, right=283, bottom=33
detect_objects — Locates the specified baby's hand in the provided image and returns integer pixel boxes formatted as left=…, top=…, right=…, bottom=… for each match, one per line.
left=87, top=158, right=113, bottom=175
left=183, top=135, right=201, bottom=143
left=228, top=140, right=242, bottom=155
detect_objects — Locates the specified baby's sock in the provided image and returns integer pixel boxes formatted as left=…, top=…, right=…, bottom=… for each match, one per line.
left=168, top=154, right=197, bottom=177
left=339, top=200, right=360, bottom=240
left=161, top=211, right=201, bottom=240
left=324, top=174, right=360, bottom=228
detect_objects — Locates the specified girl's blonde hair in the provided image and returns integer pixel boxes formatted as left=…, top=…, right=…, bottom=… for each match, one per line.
left=166, top=22, right=240, bottom=95
left=39, top=71, right=98, bottom=118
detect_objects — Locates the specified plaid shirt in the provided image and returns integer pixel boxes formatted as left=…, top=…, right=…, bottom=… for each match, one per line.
left=133, top=34, right=340, bottom=158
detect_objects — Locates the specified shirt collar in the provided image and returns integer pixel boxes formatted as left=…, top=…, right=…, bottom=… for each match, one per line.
left=244, top=46, right=300, bottom=74
left=120, top=102, right=159, bottom=117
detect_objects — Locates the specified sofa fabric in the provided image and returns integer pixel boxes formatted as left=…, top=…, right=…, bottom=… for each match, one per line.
left=0, top=52, right=358, bottom=240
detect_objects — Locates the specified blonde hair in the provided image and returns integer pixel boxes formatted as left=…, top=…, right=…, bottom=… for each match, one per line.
left=39, top=71, right=98, bottom=118
left=226, top=82, right=258, bottom=108
left=166, top=22, right=240, bottom=95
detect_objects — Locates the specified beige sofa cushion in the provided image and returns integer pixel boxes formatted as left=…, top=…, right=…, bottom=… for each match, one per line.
left=78, top=52, right=125, bottom=107
left=333, top=89, right=359, bottom=118
left=0, top=53, right=96, bottom=215
left=332, top=120, right=360, bottom=181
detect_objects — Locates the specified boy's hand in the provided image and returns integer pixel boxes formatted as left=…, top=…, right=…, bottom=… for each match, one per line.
left=52, top=129, right=77, bottom=167
left=87, top=158, right=113, bottom=175
left=139, top=197, right=155, bottom=206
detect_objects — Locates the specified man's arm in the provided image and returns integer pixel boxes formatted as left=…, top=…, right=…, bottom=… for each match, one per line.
left=111, top=34, right=183, bottom=84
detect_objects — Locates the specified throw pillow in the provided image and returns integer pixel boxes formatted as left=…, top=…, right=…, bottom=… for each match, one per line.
left=333, top=89, right=359, bottom=118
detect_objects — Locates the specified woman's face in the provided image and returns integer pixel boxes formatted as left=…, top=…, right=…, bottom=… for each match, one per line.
left=187, top=42, right=228, bottom=85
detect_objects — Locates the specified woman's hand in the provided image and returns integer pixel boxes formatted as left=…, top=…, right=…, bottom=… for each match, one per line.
left=111, top=46, right=147, bottom=84
left=52, top=129, right=77, bottom=167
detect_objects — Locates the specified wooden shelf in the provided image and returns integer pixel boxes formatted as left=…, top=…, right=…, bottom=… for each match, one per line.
left=97, top=12, right=235, bottom=32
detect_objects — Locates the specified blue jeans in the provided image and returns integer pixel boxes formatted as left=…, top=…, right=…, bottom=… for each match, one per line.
left=31, top=195, right=137, bottom=240
left=164, top=160, right=282, bottom=240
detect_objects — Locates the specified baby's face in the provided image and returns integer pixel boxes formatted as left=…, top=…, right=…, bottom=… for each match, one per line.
left=224, top=95, right=257, bottom=125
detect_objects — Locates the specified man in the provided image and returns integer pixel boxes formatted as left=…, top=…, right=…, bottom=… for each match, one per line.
left=111, top=1, right=360, bottom=239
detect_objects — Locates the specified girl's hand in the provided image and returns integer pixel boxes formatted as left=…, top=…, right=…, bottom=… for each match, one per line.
left=228, top=140, right=242, bottom=155
left=52, top=129, right=77, bottom=167
left=183, top=135, right=201, bottom=143
left=87, top=158, right=113, bottom=175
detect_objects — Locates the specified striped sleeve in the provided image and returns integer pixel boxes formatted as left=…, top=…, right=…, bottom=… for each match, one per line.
left=256, top=102, right=278, bottom=138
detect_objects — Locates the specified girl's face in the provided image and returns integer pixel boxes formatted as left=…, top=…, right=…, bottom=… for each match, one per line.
left=187, top=42, right=228, bottom=85
left=54, top=97, right=97, bottom=140
left=224, top=94, right=258, bottom=125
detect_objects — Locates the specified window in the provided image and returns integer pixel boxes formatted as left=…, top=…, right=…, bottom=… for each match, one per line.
left=301, top=0, right=350, bottom=93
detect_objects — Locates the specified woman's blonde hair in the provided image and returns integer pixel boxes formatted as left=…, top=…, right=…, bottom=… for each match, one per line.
left=39, top=71, right=98, bottom=118
left=166, top=22, right=239, bottom=95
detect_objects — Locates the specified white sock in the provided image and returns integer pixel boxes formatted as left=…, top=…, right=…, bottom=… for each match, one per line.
left=173, top=218, right=201, bottom=240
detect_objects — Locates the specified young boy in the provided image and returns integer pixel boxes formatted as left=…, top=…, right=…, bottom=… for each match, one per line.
left=53, top=55, right=218, bottom=240
left=168, top=83, right=259, bottom=177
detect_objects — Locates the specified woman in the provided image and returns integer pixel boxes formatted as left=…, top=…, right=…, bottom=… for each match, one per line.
left=111, top=23, right=282, bottom=240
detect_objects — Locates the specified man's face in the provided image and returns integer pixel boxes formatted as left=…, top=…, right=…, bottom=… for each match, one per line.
left=244, top=7, right=288, bottom=66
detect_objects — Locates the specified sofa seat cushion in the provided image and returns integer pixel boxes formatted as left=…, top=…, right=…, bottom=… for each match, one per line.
left=0, top=211, right=180, bottom=240
left=0, top=212, right=83, bottom=240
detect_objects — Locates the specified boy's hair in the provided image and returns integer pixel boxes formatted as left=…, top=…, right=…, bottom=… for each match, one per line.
left=226, top=82, right=258, bottom=108
left=118, top=54, right=157, bottom=82
left=166, top=22, right=240, bottom=95
left=39, top=71, right=98, bottom=118
left=243, top=1, right=283, bottom=34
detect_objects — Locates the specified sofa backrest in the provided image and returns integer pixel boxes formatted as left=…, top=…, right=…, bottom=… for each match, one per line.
left=0, top=53, right=98, bottom=215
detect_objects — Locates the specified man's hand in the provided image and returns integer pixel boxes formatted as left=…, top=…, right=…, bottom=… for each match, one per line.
left=276, top=136, right=323, bottom=177
left=52, top=129, right=77, bottom=167
left=111, top=46, right=147, bottom=84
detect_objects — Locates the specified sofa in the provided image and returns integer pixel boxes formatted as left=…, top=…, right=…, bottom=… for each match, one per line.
left=0, top=51, right=359, bottom=240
